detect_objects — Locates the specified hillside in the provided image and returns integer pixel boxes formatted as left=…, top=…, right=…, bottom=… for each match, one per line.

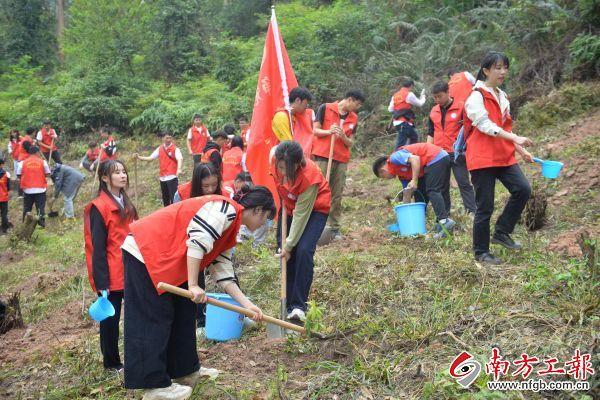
left=0, top=83, right=598, bottom=399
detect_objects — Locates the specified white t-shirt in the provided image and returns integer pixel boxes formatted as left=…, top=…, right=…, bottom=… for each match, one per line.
left=149, top=145, right=183, bottom=181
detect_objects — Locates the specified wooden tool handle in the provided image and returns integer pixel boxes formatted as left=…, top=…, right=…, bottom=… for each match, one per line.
left=325, top=133, right=335, bottom=182
left=157, top=282, right=305, bottom=334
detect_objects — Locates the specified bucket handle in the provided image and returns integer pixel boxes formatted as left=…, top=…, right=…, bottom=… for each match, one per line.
left=394, top=188, right=426, bottom=204
left=533, top=157, right=543, bottom=164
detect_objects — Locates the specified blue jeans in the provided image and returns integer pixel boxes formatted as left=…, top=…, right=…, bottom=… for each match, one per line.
left=394, top=122, right=418, bottom=148
left=278, top=211, right=328, bottom=312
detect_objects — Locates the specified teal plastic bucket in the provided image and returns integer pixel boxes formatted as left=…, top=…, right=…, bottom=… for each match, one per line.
left=534, top=158, right=564, bottom=179
left=393, top=202, right=427, bottom=236
left=205, top=293, right=244, bottom=342
left=89, top=290, right=115, bottom=322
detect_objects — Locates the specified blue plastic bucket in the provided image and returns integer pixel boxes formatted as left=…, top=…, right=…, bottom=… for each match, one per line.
left=89, top=290, right=115, bottom=322
left=205, top=293, right=244, bottom=342
left=533, top=158, right=564, bottom=179
left=394, top=202, right=427, bottom=236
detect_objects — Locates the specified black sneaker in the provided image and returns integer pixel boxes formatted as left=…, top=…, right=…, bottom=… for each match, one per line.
left=475, top=252, right=503, bottom=265
left=491, top=232, right=522, bottom=250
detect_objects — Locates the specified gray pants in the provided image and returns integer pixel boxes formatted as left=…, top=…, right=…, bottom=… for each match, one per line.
left=446, top=153, right=476, bottom=214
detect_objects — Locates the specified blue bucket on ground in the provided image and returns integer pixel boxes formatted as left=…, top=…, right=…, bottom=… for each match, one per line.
left=205, top=293, right=244, bottom=342
left=534, top=157, right=564, bottom=179
left=89, top=290, right=115, bottom=322
left=389, top=189, right=427, bottom=237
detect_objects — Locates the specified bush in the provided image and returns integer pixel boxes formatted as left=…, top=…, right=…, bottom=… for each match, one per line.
left=568, top=33, right=600, bottom=79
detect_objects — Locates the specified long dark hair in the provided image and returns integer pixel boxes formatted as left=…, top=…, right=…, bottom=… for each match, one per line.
left=476, top=51, right=510, bottom=81
left=233, top=185, right=276, bottom=219
left=274, top=141, right=305, bottom=183
left=97, top=160, right=138, bottom=220
left=190, top=162, right=222, bottom=198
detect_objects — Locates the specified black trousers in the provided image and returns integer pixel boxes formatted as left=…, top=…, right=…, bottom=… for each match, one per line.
left=394, top=122, right=418, bottom=148
left=424, top=156, right=451, bottom=221
left=99, top=290, right=124, bottom=369
left=23, top=192, right=46, bottom=223
left=470, top=164, right=531, bottom=256
left=277, top=211, right=328, bottom=312
left=0, top=202, right=8, bottom=232
left=446, top=154, right=477, bottom=214
left=123, top=251, right=199, bottom=389
left=160, top=177, right=178, bottom=207
left=42, top=150, right=62, bottom=164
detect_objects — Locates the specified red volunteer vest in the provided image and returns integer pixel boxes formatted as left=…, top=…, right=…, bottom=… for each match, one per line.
left=465, top=88, right=516, bottom=171
left=270, top=157, right=331, bottom=216
left=189, top=125, right=209, bottom=155
left=387, top=143, right=444, bottom=179
left=87, top=148, right=100, bottom=162
left=100, top=136, right=118, bottom=161
left=0, top=173, right=8, bottom=202
left=129, top=195, right=243, bottom=294
left=448, top=72, right=474, bottom=104
left=84, top=191, right=135, bottom=292
left=158, top=144, right=178, bottom=177
left=18, top=136, right=33, bottom=161
left=311, top=102, right=357, bottom=164
left=201, top=148, right=219, bottom=164
left=240, top=126, right=249, bottom=148
left=19, top=156, right=47, bottom=190
left=392, top=87, right=413, bottom=123
left=429, top=100, right=464, bottom=152
left=10, top=139, right=21, bottom=160
left=177, top=181, right=192, bottom=201
left=39, top=128, right=57, bottom=153
left=222, top=180, right=235, bottom=199
left=222, top=147, right=243, bottom=182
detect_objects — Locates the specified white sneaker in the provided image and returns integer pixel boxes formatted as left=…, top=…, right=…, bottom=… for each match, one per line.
left=195, top=327, right=205, bottom=338
left=286, top=308, right=306, bottom=322
left=142, top=383, right=192, bottom=400
left=173, top=367, right=219, bottom=387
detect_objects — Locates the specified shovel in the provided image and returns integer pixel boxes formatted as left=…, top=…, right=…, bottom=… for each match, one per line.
left=48, top=197, right=59, bottom=218
left=157, top=282, right=359, bottom=341
left=325, top=119, right=344, bottom=182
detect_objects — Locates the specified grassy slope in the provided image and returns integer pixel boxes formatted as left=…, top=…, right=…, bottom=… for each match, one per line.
left=0, top=86, right=598, bottom=400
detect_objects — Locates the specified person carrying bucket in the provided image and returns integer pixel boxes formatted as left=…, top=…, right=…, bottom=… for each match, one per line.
left=120, top=187, right=274, bottom=400
left=464, top=51, right=534, bottom=265
left=312, top=90, right=365, bottom=241
left=427, top=81, right=476, bottom=215
left=372, top=142, right=456, bottom=238
left=83, top=160, right=138, bottom=372
left=270, top=141, right=331, bottom=322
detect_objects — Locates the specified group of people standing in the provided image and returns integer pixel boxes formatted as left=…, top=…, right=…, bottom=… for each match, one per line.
left=374, top=51, right=534, bottom=264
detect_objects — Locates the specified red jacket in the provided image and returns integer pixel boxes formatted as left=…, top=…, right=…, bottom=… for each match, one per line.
left=465, top=88, right=516, bottom=171
left=19, top=156, right=47, bottom=190
left=0, top=172, right=8, bottom=202
left=311, top=102, right=358, bottom=164
left=270, top=157, right=331, bottom=216
left=129, top=195, right=243, bottom=294
left=189, top=125, right=209, bottom=155
left=39, top=128, right=58, bottom=153
left=158, top=143, right=179, bottom=177
left=84, top=191, right=135, bottom=292
left=448, top=72, right=474, bottom=104
left=222, top=147, right=243, bottom=182
left=429, top=100, right=464, bottom=153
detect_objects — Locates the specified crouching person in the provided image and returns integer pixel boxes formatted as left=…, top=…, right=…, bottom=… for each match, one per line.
left=121, top=187, right=275, bottom=400
left=51, top=163, right=85, bottom=218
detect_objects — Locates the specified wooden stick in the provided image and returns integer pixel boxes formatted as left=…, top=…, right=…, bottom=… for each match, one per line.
left=325, top=133, right=335, bottom=182
left=90, top=148, right=104, bottom=198
left=47, top=137, right=55, bottom=166
left=157, top=282, right=305, bottom=334
left=280, top=206, right=287, bottom=321
left=133, top=156, right=138, bottom=204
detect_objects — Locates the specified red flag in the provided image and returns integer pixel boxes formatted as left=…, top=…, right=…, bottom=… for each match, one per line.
left=246, top=7, right=298, bottom=210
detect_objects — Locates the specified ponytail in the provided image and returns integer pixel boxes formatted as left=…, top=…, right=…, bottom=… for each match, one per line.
left=233, top=186, right=276, bottom=219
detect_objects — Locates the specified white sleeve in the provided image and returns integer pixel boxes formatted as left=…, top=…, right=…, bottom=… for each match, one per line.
left=175, top=148, right=183, bottom=161
left=465, top=91, right=501, bottom=136
left=36, top=131, right=43, bottom=141
left=465, top=71, right=477, bottom=85
left=16, top=162, right=22, bottom=175
left=43, top=161, right=50, bottom=174
left=406, top=91, right=426, bottom=107
left=187, top=128, right=193, bottom=140
left=387, top=97, right=395, bottom=112
left=149, top=147, right=160, bottom=160
left=241, top=153, right=247, bottom=172
left=7, top=142, right=12, bottom=153
left=5, top=171, right=10, bottom=179
left=186, top=200, right=236, bottom=259
left=206, top=248, right=237, bottom=289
